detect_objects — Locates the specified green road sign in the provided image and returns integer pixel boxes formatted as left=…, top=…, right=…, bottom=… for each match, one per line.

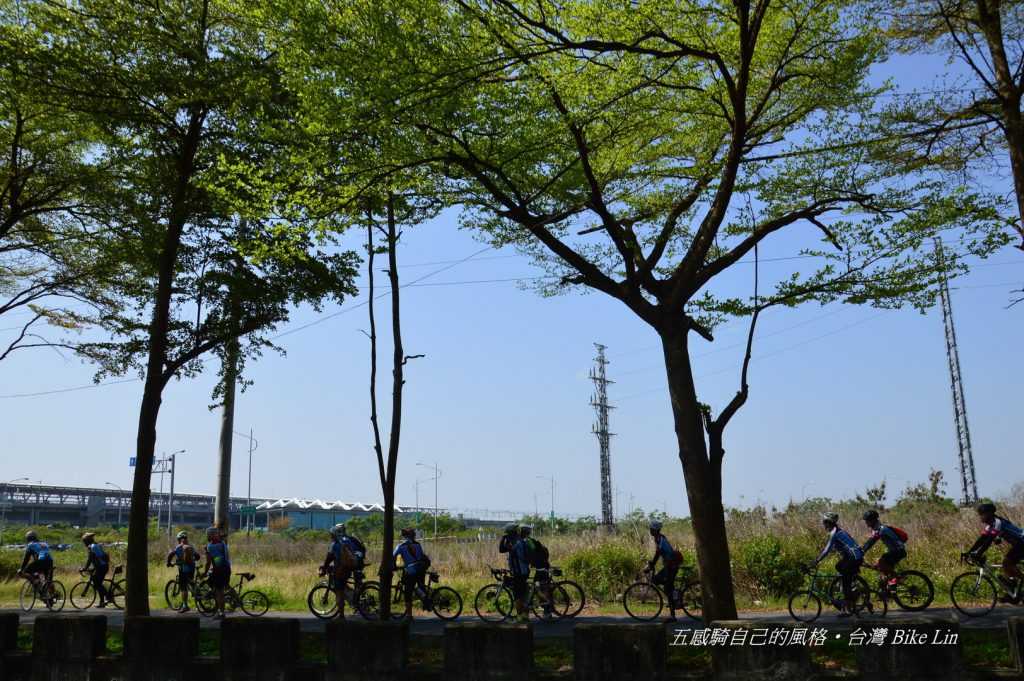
left=240, top=506, right=257, bottom=514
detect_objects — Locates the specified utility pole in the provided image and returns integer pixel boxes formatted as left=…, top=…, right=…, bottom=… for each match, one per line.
left=935, top=238, right=979, bottom=505
left=416, top=462, right=441, bottom=538
left=590, top=343, right=615, bottom=527
left=105, top=482, right=124, bottom=526
left=166, top=450, right=183, bottom=538
left=234, top=429, right=258, bottom=534
left=536, top=475, right=555, bottom=522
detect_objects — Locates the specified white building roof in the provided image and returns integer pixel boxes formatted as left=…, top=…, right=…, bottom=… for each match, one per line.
left=254, top=498, right=403, bottom=513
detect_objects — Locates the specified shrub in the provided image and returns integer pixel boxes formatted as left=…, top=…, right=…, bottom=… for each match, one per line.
left=563, top=542, right=645, bottom=603
left=732, top=535, right=806, bottom=600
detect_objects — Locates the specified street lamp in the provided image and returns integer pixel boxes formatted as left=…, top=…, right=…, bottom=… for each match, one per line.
left=536, top=475, right=555, bottom=523
left=416, top=462, right=441, bottom=538
left=105, top=482, right=124, bottom=527
left=234, top=429, right=258, bottom=534
left=163, top=449, right=185, bottom=537
left=1, top=478, right=29, bottom=543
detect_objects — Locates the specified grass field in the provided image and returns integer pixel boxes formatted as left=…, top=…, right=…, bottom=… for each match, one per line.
left=2, top=485, right=1021, bottom=615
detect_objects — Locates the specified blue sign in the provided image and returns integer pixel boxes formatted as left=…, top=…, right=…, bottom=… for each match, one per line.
left=129, top=457, right=136, bottom=467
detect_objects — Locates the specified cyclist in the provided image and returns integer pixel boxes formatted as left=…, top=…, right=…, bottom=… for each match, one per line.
left=812, top=512, right=864, bottom=616
left=522, top=525, right=555, bottom=617
left=393, top=527, right=432, bottom=618
left=860, top=510, right=907, bottom=588
left=499, top=523, right=530, bottom=623
left=336, top=524, right=367, bottom=570
left=80, top=532, right=111, bottom=608
left=202, top=526, right=231, bottom=618
left=965, top=502, right=1024, bottom=602
left=320, top=523, right=358, bottom=618
left=17, top=530, right=54, bottom=597
left=166, top=531, right=198, bottom=612
left=646, top=520, right=681, bottom=623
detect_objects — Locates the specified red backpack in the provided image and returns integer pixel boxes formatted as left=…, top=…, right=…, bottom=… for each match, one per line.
left=889, top=526, right=909, bottom=542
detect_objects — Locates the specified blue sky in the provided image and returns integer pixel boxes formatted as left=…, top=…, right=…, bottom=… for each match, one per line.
left=0, top=50, right=1021, bottom=520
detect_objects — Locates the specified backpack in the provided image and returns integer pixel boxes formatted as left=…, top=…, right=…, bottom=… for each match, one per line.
left=670, top=549, right=684, bottom=567
left=526, top=538, right=550, bottom=568
left=890, top=526, right=909, bottom=543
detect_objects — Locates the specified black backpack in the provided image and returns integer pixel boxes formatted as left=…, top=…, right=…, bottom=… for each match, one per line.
left=527, top=538, right=550, bottom=568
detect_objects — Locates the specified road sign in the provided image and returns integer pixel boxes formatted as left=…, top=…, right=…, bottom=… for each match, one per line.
left=240, top=506, right=257, bottom=514
left=129, top=457, right=136, bottom=467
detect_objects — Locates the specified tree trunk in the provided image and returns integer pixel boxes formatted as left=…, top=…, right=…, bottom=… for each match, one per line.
left=214, top=337, right=238, bottom=532
left=660, top=324, right=738, bottom=622
left=126, top=376, right=163, bottom=616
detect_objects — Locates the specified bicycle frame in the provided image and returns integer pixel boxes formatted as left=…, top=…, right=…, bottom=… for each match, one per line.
left=964, top=555, right=1019, bottom=599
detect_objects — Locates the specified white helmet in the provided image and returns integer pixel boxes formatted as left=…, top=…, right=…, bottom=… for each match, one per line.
left=331, top=523, right=346, bottom=538
left=822, top=512, right=839, bottom=525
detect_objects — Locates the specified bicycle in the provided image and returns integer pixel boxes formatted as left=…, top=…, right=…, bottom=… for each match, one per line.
left=197, top=572, right=271, bottom=617
left=950, top=552, right=1024, bottom=617
left=18, top=571, right=66, bottom=613
left=474, top=566, right=570, bottom=622
left=787, top=564, right=885, bottom=623
left=623, top=565, right=702, bottom=621
left=384, top=569, right=463, bottom=620
left=165, top=567, right=213, bottom=614
left=847, top=562, right=934, bottom=612
left=306, top=563, right=382, bottom=620
left=70, top=565, right=126, bottom=610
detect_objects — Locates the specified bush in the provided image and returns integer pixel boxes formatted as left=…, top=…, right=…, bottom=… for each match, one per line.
left=732, top=535, right=806, bottom=600
left=563, top=542, right=645, bottom=603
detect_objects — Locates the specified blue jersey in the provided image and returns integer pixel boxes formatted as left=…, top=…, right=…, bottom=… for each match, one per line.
left=392, top=539, right=429, bottom=574
left=862, top=526, right=905, bottom=554
left=983, top=516, right=1024, bottom=547
left=206, top=541, right=231, bottom=569
left=27, top=541, right=51, bottom=561
left=509, top=538, right=531, bottom=576
left=173, top=545, right=196, bottom=572
left=89, top=543, right=109, bottom=567
left=817, top=527, right=864, bottom=562
left=655, top=535, right=675, bottom=563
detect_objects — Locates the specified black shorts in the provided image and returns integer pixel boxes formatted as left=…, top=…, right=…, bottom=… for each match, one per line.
left=208, top=567, right=231, bottom=589
left=1004, top=542, right=1024, bottom=566
left=510, top=574, right=529, bottom=600
left=880, top=549, right=906, bottom=568
left=178, top=569, right=195, bottom=585
left=25, top=558, right=53, bottom=579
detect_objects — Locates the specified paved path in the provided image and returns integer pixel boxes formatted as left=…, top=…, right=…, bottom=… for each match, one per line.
left=4, top=605, right=1020, bottom=637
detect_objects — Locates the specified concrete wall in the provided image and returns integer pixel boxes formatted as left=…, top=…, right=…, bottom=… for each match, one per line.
left=0, top=615, right=1022, bottom=681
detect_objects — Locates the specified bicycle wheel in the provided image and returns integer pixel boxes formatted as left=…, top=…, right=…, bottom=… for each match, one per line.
left=431, top=586, right=463, bottom=620
left=165, top=580, right=184, bottom=610
left=557, top=580, right=586, bottom=618
left=678, top=582, right=703, bottom=621
left=195, top=583, right=217, bottom=615
left=355, top=582, right=383, bottom=620
left=19, top=580, right=36, bottom=612
left=892, top=570, right=934, bottom=611
left=474, top=584, right=513, bottom=622
left=787, top=590, right=822, bottom=622
left=241, top=590, right=271, bottom=617
left=109, top=580, right=126, bottom=610
left=45, top=581, right=66, bottom=612
left=623, top=582, right=663, bottom=621
left=530, top=584, right=570, bottom=620
left=950, top=572, right=997, bottom=617
left=224, top=589, right=241, bottom=613
left=70, top=581, right=96, bottom=610
left=307, top=584, right=339, bottom=619
left=827, top=575, right=874, bottom=612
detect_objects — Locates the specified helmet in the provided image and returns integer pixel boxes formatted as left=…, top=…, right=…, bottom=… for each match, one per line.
left=331, top=523, right=346, bottom=538
left=400, top=527, right=416, bottom=539
left=977, top=502, right=997, bottom=515
left=862, top=509, right=879, bottom=522
left=25, top=530, right=37, bottom=542
left=822, top=512, right=839, bottom=525
left=649, top=520, right=663, bottom=532
left=520, top=525, right=532, bottom=537
left=206, top=526, right=219, bottom=538
left=176, top=531, right=188, bottom=540
left=503, top=523, right=519, bottom=535
left=81, top=532, right=96, bottom=543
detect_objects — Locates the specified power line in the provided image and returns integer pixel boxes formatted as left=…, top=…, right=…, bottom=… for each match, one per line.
left=0, top=377, right=139, bottom=399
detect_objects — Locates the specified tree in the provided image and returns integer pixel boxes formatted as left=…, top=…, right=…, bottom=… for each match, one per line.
left=279, top=0, right=1008, bottom=619
left=870, top=0, right=1024, bottom=251
left=16, top=0, right=359, bottom=615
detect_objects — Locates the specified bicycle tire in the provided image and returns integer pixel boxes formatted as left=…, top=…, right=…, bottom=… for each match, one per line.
left=950, top=571, right=997, bottom=617
left=195, top=582, right=218, bottom=615
left=109, top=580, right=126, bottom=610
left=431, top=586, right=463, bottom=620
left=241, top=590, right=271, bottom=617
left=556, top=580, right=586, bottom=618
left=224, top=589, right=242, bottom=613
left=307, top=584, right=338, bottom=619
left=19, top=580, right=36, bottom=612
left=355, top=582, right=383, bottom=620
left=45, top=581, right=66, bottom=612
left=165, top=580, right=184, bottom=610
left=827, top=575, right=875, bottom=613
left=530, top=583, right=570, bottom=620
left=623, top=582, right=663, bottom=621
left=787, top=590, right=822, bottom=622
left=70, top=581, right=96, bottom=610
left=679, top=581, right=703, bottom=621
left=474, top=583, right=513, bottom=622
left=892, top=570, right=934, bottom=611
